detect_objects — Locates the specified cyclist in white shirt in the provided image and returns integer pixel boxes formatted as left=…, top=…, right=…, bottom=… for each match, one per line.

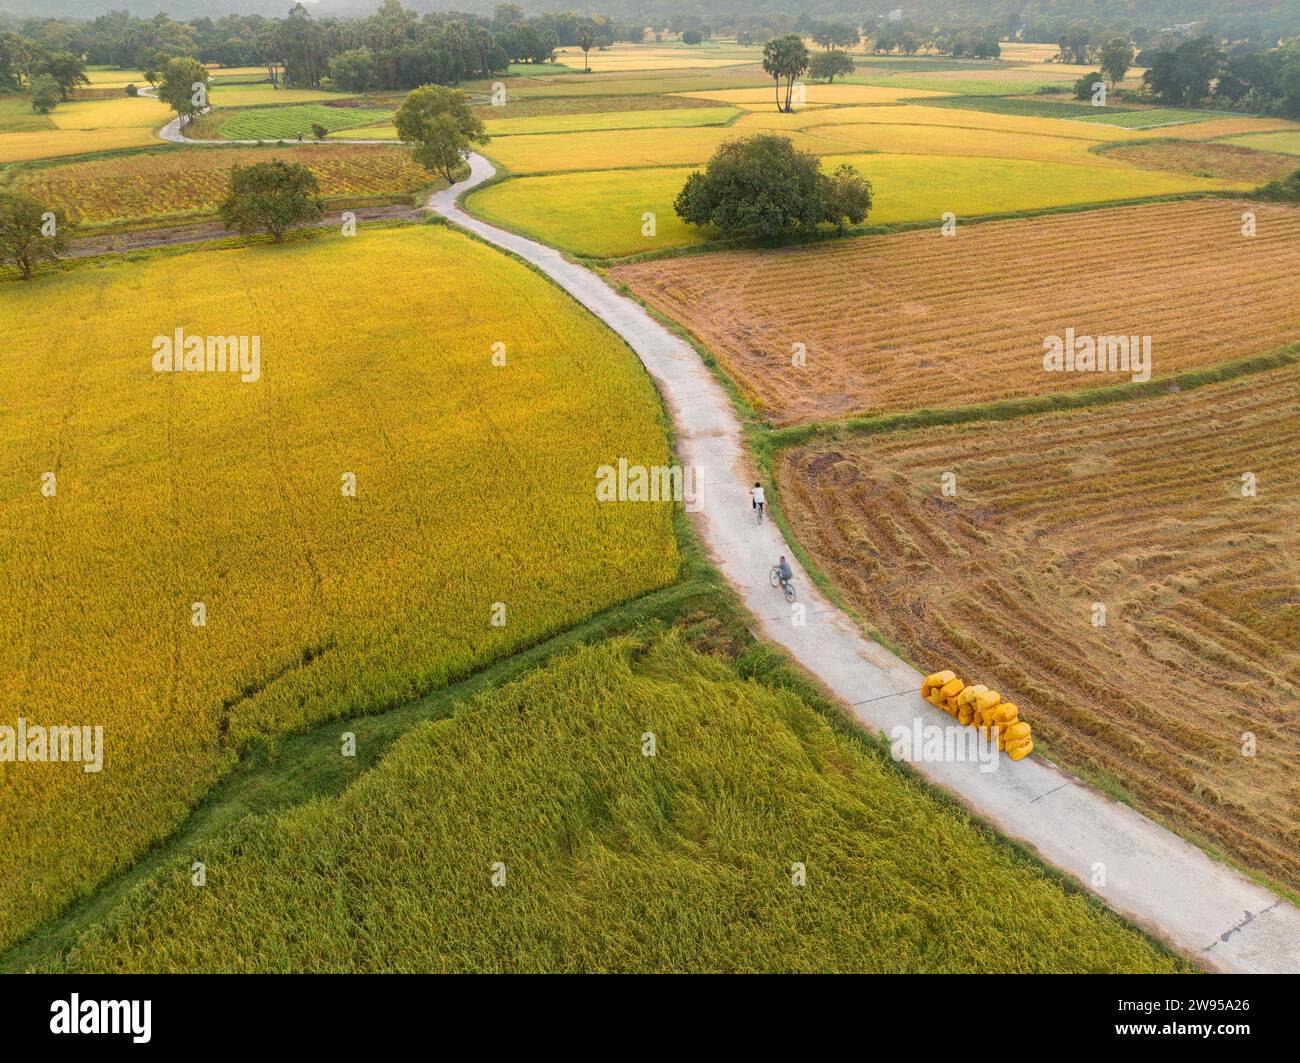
left=751, top=482, right=766, bottom=523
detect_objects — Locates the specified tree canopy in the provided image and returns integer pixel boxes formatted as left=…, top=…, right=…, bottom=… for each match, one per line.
left=393, top=85, right=489, bottom=184
left=217, top=160, right=324, bottom=243
left=762, top=35, right=810, bottom=113
left=675, top=134, right=872, bottom=240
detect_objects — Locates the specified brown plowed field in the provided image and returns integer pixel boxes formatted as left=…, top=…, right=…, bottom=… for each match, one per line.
left=776, top=364, right=1300, bottom=892
left=1105, top=140, right=1299, bottom=183
left=613, top=199, right=1300, bottom=425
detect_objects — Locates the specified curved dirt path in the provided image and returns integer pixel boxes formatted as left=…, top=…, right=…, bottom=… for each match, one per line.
left=431, top=153, right=1300, bottom=974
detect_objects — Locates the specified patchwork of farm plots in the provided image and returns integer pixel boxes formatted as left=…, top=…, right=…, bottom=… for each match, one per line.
left=464, top=84, right=1271, bottom=257
left=26, top=628, right=1188, bottom=974
left=613, top=199, right=1300, bottom=423
left=554, top=43, right=762, bottom=72
left=0, top=93, right=170, bottom=161
left=0, top=226, right=678, bottom=952
left=469, top=154, right=1233, bottom=259
left=9, top=145, right=435, bottom=225
left=775, top=364, right=1300, bottom=894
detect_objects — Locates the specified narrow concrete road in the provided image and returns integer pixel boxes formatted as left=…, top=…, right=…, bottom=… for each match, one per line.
left=431, top=153, right=1300, bottom=973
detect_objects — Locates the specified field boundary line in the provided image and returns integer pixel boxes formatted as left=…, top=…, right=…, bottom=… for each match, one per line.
left=431, top=152, right=1300, bottom=974
left=762, top=343, right=1300, bottom=450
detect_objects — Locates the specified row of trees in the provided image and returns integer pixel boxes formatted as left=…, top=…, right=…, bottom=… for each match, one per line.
left=1141, top=36, right=1300, bottom=116
left=0, top=32, right=89, bottom=98
left=0, top=3, right=644, bottom=96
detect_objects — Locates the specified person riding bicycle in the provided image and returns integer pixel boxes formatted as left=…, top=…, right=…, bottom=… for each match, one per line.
left=776, top=555, right=793, bottom=588
left=751, top=482, right=766, bottom=522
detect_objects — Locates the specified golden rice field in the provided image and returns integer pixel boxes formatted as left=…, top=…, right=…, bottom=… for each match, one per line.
left=30, top=628, right=1188, bottom=973
left=481, top=123, right=837, bottom=173
left=556, top=45, right=759, bottom=72
left=0, top=94, right=173, bottom=161
left=470, top=154, right=1234, bottom=259
left=10, top=145, right=436, bottom=225
left=675, top=84, right=954, bottom=106
left=483, top=105, right=740, bottom=137
left=775, top=364, right=1300, bottom=894
left=736, top=102, right=1140, bottom=140
left=500, top=70, right=770, bottom=99
left=0, top=126, right=158, bottom=163
left=48, top=95, right=172, bottom=130
left=0, top=226, right=678, bottom=952
left=803, top=123, right=1126, bottom=166
left=614, top=199, right=1299, bottom=424
left=1158, top=116, right=1300, bottom=140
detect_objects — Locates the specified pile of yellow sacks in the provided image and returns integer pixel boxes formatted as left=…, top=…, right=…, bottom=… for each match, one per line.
left=920, top=670, right=1034, bottom=762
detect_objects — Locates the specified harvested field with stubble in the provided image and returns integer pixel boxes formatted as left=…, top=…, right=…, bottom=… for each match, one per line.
left=776, top=364, right=1300, bottom=895
left=1103, top=140, right=1299, bottom=183
left=613, top=199, right=1300, bottom=424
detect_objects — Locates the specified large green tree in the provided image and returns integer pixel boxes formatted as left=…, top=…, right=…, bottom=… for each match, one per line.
left=37, top=50, right=89, bottom=99
left=1099, top=37, right=1135, bottom=88
left=1143, top=37, right=1224, bottom=105
left=394, top=85, right=489, bottom=184
left=157, top=56, right=211, bottom=126
left=675, top=134, right=871, bottom=240
left=0, top=192, right=73, bottom=280
left=762, top=35, right=810, bottom=113
left=218, top=161, right=323, bottom=243
left=29, top=74, right=60, bottom=114
left=809, top=50, right=855, bottom=83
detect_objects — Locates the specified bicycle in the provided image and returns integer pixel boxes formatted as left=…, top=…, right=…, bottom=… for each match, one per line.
left=770, top=566, right=796, bottom=603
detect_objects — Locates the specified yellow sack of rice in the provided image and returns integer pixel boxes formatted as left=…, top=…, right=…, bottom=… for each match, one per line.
left=938, top=678, right=965, bottom=701
left=957, top=684, right=987, bottom=710
left=1008, top=739, right=1034, bottom=762
left=993, top=702, right=1020, bottom=726
left=1003, top=721, right=1031, bottom=745
left=974, top=690, right=1000, bottom=716
left=958, top=705, right=975, bottom=726
left=922, top=670, right=956, bottom=698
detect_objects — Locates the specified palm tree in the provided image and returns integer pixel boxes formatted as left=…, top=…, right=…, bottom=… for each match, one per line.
left=578, top=30, right=593, bottom=74
left=762, top=35, right=810, bottom=112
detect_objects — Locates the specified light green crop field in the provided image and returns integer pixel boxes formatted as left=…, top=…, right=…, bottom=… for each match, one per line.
left=1223, top=130, right=1300, bottom=156
left=1071, top=107, right=1226, bottom=129
left=484, top=105, right=740, bottom=136
left=216, top=103, right=395, bottom=140
left=466, top=153, right=1236, bottom=259
left=0, top=94, right=55, bottom=133
left=30, top=628, right=1189, bottom=973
